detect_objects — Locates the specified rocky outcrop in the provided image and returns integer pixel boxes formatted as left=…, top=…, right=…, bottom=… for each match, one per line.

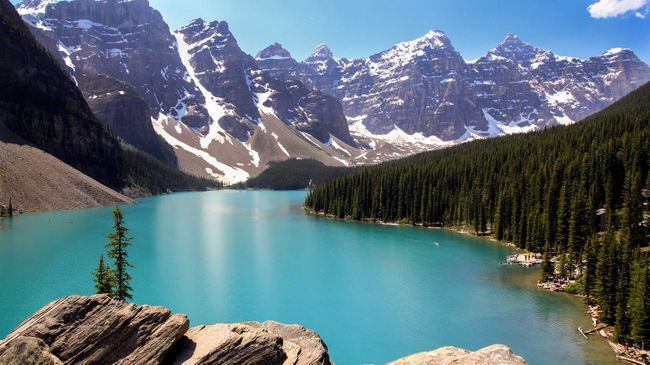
left=390, top=344, right=527, bottom=365
left=0, top=295, right=331, bottom=365
left=0, top=295, right=189, bottom=364
left=0, top=295, right=531, bottom=365
left=169, top=322, right=330, bottom=365
left=0, top=336, right=63, bottom=365
left=255, top=43, right=312, bottom=88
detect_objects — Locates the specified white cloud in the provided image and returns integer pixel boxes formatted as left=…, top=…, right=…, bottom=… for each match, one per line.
left=588, top=0, right=648, bottom=18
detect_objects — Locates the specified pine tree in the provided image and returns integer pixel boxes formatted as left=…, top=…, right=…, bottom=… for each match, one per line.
left=583, top=236, right=598, bottom=300
left=92, top=255, right=114, bottom=295
left=568, top=184, right=588, bottom=277
left=541, top=244, right=554, bottom=282
left=629, top=257, right=649, bottom=349
left=106, top=208, right=133, bottom=301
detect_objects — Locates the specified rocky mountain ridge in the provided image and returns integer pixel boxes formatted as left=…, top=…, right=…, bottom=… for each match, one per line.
left=14, top=0, right=650, bottom=183
left=258, top=33, right=650, bottom=144
left=16, top=0, right=362, bottom=183
left=0, top=295, right=527, bottom=365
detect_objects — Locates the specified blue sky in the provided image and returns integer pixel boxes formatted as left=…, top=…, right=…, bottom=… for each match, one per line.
left=12, top=0, right=649, bottom=62
left=147, top=0, right=649, bottom=62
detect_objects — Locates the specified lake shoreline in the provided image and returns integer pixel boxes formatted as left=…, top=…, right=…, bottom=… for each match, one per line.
left=303, top=206, right=626, bottom=364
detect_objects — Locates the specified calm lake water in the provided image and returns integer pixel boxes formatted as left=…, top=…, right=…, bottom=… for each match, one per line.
left=0, top=190, right=616, bottom=364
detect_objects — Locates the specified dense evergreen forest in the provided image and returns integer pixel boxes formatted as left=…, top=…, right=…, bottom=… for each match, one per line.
left=306, top=83, right=650, bottom=347
left=241, top=159, right=353, bottom=190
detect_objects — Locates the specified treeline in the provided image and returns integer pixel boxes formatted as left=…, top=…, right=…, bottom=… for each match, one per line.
left=121, top=144, right=221, bottom=195
left=241, top=159, right=353, bottom=190
left=305, top=83, right=650, bottom=346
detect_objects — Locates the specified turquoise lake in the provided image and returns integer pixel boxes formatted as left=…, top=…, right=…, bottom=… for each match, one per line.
left=0, top=190, right=616, bottom=364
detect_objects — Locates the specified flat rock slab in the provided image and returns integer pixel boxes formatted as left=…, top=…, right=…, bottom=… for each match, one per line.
left=170, top=321, right=331, bottom=365
left=390, top=344, right=527, bottom=365
left=0, top=295, right=189, bottom=364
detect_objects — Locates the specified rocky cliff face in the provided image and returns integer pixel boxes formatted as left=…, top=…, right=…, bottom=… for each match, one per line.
left=255, top=43, right=312, bottom=88
left=17, top=0, right=211, bottom=129
left=472, top=34, right=650, bottom=129
left=258, top=33, right=650, bottom=144
left=78, top=74, right=178, bottom=165
left=174, top=18, right=352, bottom=145
left=0, top=295, right=527, bottom=365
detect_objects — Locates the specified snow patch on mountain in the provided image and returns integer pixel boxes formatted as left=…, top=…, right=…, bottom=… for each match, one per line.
left=152, top=114, right=249, bottom=183
left=173, top=31, right=233, bottom=147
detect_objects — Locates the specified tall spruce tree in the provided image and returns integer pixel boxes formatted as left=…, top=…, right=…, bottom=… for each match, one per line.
left=106, top=208, right=133, bottom=301
left=629, top=257, right=649, bottom=349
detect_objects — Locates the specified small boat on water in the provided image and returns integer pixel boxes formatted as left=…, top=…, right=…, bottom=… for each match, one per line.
left=433, top=241, right=440, bottom=246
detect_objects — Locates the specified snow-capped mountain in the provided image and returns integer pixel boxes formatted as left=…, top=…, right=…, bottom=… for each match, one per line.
left=15, top=0, right=650, bottom=183
left=16, top=0, right=363, bottom=183
left=258, top=32, right=650, bottom=144
left=472, top=34, right=650, bottom=129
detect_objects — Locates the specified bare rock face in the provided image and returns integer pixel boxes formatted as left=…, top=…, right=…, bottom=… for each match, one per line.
left=170, top=321, right=331, bottom=365
left=256, top=43, right=313, bottom=88
left=390, top=344, right=527, bottom=365
left=0, top=295, right=189, bottom=364
left=0, top=336, right=63, bottom=365
left=17, top=0, right=211, bottom=129
left=248, top=321, right=331, bottom=365
left=175, top=18, right=352, bottom=145
left=78, top=74, right=178, bottom=165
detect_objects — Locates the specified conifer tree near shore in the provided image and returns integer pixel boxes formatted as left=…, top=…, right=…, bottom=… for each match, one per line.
left=92, top=255, right=114, bottom=295
left=106, top=208, right=133, bottom=301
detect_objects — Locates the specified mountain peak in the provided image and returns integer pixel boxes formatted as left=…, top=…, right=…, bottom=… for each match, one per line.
left=503, top=33, right=521, bottom=43
left=310, top=43, right=334, bottom=59
left=16, top=0, right=57, bottom=15
left=424, top=29, right=448, bottom=40
left=487, top=33, right=544, bottom=66
left=603, top=47, right=632, bottom=57
left=256, top=42, right=292, bottom=60
left=499, top=33, right=529, bottom=47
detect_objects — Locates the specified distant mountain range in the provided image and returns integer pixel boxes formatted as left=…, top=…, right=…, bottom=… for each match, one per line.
left=14, top=0, right=650, bottom=183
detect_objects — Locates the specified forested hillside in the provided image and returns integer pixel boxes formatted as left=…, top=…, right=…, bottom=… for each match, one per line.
left=306, top=82, right=650, bottom=346
left=242, top=159, right=353, bottom=190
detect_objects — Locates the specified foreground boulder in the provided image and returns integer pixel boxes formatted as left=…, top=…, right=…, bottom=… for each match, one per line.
left=0, top=295, right=189, bottom=364
left=0, top=295, right=331, bottom=365
left=170, top=321, right=330, bottom=365
left=390, top=344, right=527, bottom=365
